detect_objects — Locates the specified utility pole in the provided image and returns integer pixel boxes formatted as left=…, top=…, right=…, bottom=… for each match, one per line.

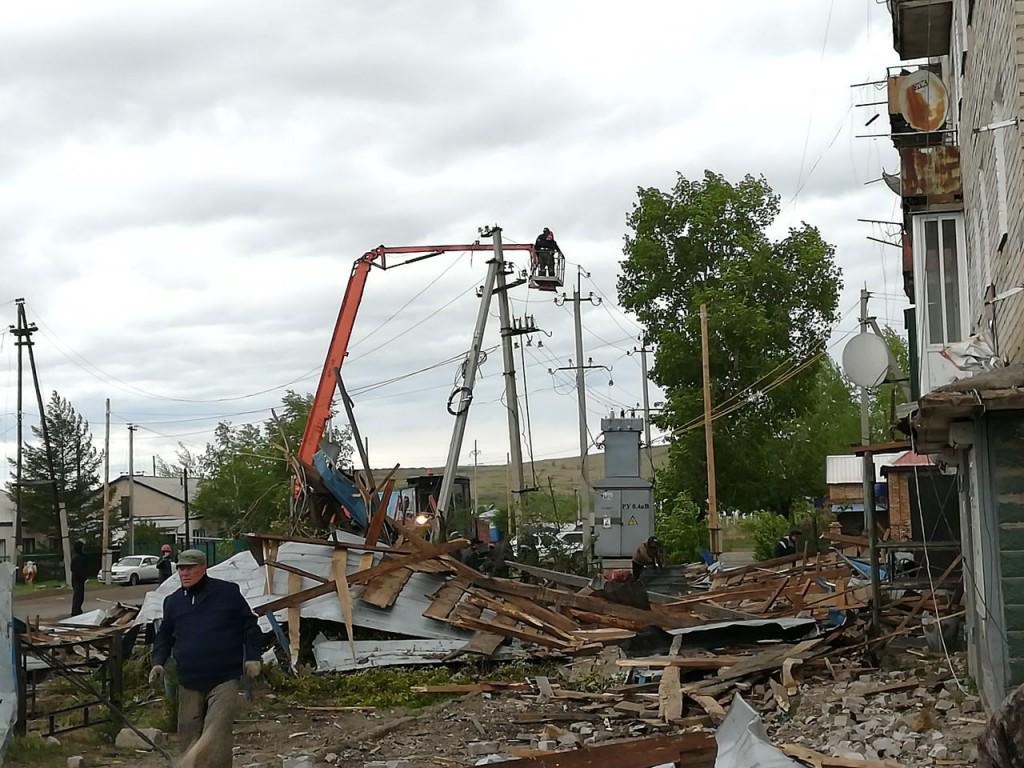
left=183, top=466, right=191, bottom=548
left=127, top=424, right=137, bottom=554
left=469, top=440, right=481, bottom=519
left=858, top=288, right=883, bottom=634
left=10, top=301, right=25, bottom=561
left=633, top=340, right=656, bottom=479
left=152, top=456, right=156, bottom=477
left=699, top=304, right=721, bottom=557
left=494, top=232, right=530, bottom=532
left=435, top=225, right=504, bottom=533
left=102, top=398, right=111, bottom=585
left=553, top=269, right=603, bottom=571
left=17, top=301, right=70, bottom=582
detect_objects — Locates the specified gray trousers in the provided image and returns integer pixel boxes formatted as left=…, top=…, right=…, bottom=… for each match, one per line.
left=177, top=679, right=239, bottom=768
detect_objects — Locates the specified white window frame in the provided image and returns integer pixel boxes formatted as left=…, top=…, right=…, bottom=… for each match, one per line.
left=913, top=212, right=970, bottom=349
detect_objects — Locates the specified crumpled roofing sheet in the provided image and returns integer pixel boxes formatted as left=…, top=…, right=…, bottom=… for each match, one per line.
left=136, top=534, right=468, bottom=641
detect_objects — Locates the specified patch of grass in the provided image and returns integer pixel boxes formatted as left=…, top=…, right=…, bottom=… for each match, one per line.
left=267, top=660, right=564, bottom=710
left=6, top=734, right=63, bottom=767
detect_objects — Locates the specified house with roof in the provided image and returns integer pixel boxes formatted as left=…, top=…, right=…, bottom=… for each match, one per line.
left=106, top=474, right=213, bottom=544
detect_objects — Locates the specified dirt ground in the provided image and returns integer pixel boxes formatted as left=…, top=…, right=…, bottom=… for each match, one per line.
left=9, top=650, right=989, bottom=767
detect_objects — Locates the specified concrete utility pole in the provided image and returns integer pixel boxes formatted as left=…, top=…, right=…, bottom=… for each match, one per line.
left=10, top=301, right=25, bottom=561
left=553, top=269, right=603, bottom=571
left=634, top=340, right=656, bottom=479
left=699, top=304, right=721, bottom=557
left=858, top=288, right=883, bottom=634
left=102, top=398, right=111, bottom=585
left=183, top=466, right=191, bottom=548
left=435, top=225, right=505, bottom=533
left=127, top=424, right=137, bottom=554
left=495, top=233, right=528, bottom=532
left=17, top=301, right=70, bottom=582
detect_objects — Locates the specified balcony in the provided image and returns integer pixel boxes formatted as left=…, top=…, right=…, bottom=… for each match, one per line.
left=889, top=0, right=953, bottom=59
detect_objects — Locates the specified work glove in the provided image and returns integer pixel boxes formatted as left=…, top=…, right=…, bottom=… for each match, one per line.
left=244, top=660, right=262, bottom=680
left=148, top=665, right=164, bottom=688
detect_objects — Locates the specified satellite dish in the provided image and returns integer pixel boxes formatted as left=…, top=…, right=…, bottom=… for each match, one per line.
left=842, top=333, right=890, bottom=388
left=896, top=70, right=948, bottom=133
left=882, top=169, right=901, bottom=196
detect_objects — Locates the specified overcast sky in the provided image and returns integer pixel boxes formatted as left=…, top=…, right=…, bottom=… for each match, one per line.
left=0, top=0, right=908, bottom=485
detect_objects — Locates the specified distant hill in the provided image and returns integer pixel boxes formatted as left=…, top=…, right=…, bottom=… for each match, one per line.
left=377, top=444, right=670, bottom=508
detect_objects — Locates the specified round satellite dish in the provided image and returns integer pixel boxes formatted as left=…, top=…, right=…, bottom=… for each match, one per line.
left=896, top=70, right=948, bottom=133
left=842, top=333, right=890, bottom=388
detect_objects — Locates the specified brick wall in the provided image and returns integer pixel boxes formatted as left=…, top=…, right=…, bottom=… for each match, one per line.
left=886, top=471, right=914, bottom=540
left=953, top=0, right=1024, bottom=358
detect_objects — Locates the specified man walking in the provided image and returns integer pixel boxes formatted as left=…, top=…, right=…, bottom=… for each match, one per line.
left=70, top=540, right=88, bottom=616
left=150, top=549, right=261, bottom=768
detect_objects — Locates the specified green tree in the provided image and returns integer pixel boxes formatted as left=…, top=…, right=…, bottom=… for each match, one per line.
left=5, top=392, right=105, bottom=546
left=655, top=494, right=705, bottom=564
left=192, top=391, right=352, bottom=535
left=869, top=327, right=911, bottom=442
left=618, top=171, right=843, bottom=516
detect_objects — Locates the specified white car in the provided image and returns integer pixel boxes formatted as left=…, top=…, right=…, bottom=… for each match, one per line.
left=105, top=555, right=162, bottom=586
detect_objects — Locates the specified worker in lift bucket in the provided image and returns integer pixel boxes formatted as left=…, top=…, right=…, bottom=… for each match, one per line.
left=534, top=227, right=563, bottom=277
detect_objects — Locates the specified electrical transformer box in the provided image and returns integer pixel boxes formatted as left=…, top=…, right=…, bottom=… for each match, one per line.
left=591, top=416, right=654, bottom=559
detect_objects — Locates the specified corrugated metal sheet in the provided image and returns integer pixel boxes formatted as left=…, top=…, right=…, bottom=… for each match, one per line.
left=716, top=695, right=801, bottom=768
left=900, top=145, right=961, bottom=201
left=826, top=453, right=904, bottom=484
left=136, top=534, right=468, bottom=642
left=312, top=637, right=519, bottom=673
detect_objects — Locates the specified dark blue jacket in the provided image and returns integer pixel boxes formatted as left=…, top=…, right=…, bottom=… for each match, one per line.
left=153, top=576, right=261, bottom=691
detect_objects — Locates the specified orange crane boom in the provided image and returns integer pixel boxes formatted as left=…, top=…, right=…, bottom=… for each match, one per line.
left=297, top=242, right=536, bottom=469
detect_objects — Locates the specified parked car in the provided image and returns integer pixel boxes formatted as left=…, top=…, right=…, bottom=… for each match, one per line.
left=102, top=555, right=163, bottom=586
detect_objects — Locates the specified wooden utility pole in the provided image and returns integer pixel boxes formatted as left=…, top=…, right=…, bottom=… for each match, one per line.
left=102, top=398, right=111, bottom=585
left=699, top=304, right=721, bottom=556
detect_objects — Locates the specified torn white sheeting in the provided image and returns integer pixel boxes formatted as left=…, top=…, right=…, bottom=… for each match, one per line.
left=714, top=694, right=801, bottom=768
left=135, top=536, right=469, bottom=641
left=312, top=635, right=521, bottom=672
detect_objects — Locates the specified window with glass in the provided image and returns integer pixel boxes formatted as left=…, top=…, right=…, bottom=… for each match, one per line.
left=922, top=216, right=964, bottom=345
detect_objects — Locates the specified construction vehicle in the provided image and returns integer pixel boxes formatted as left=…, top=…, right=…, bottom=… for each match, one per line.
left=296, top=232, right=557, bottom=534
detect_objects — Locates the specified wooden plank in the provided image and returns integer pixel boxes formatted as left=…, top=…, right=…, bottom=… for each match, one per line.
left=287, top=572, right=301, bottom=669
left=465, top=592, right=579, bottom=644
left=459, top=614, right=517, bottom=657
left=616, top=656, right=745, bottom=669
left=686, top=694, right=726, bottom=724
left=348, top=539, right=468, bottom=585
left=360, top=566, right=413, bottom=609
left=759, top=576, right=790, bottom=613
left=256, top=580, right=337, bottom=615
left=456, top=615, right=571, bottom=649
left=330, top=550, right=356, bottom=663
left=247, top=532, right=413, bottom=554
left=264, top=541, right=279, bottom=596
left=265, top=559, right=329, bottom=585
left=890, top=554, right=963, bottom=636
left=503, top=593, right=581, bottom=635
left=423, top=582, right=466, bottom=622
left=658, top=666, right=682, bottom=722
left=482, top=733, right=716, bottom=767
left=364, top=476, right=395, bottom=547
left=782, top=744, right=900, bottom=768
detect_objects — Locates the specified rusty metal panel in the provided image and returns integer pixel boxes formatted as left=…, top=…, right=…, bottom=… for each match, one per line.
left=900, top=145, right=961, bottom=200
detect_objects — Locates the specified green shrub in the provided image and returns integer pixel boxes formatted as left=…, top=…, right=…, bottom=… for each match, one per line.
left=741, top=511, right=791, bottom=560
left=656, top=494, right=706, bottom=564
